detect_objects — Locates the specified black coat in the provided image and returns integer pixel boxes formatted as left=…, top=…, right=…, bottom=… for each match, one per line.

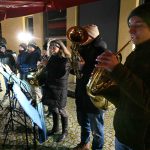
left=102, top=40, right=150, bottom=150
left=17, top=50, right=29, bottom=74
left=0, top=51, right=16, bottom=72
left=75, top=36, right=107, bottom=113
left=42, top=55, right=70, bottom=110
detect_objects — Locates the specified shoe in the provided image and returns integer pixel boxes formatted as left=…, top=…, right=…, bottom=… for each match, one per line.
left=56, top=131, right=68, bottom=142
left=73, top=143, right=90, bottom=150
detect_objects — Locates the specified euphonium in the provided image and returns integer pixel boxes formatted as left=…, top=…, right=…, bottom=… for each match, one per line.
left=67, top=26, right=88, bottom=79
left=87, top=40, right=131, bottom=110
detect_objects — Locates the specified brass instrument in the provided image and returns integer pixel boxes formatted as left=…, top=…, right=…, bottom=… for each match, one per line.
left=87, top=40, right=131, bottom=110
left=67, top=26, right=88, bottom=79
left=27, top=67, right=44, bottom=86
left=27, top=39, right=52, bottom=86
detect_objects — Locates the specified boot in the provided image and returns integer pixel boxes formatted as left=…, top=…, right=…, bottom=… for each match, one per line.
left=0, top=83, right=2, bottom=92
left=56, top=116, right=68, bottom=142
left=47, top=112, right=59, bottom=136
left=73, top=142, right=90, bottom=150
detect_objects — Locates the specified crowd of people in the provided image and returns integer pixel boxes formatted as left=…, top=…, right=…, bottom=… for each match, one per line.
left=0, top=3, right=150, bottom=150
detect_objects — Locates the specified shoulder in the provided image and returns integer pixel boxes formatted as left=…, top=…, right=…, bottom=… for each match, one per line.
left=93, top=36, right=107, bottom=49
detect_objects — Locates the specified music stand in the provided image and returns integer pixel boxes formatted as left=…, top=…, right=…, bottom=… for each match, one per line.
left=2, top=81, right=27, bottom=147
left=0, top=63, right=47, bottom=149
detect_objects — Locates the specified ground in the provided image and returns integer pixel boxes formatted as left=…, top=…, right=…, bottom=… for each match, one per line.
left=0, top=75, right=115, bottom=150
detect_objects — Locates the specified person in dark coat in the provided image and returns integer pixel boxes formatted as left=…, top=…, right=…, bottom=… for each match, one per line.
left=17, top=43, right=28, bottom=80
left=73, top=24, right=107, bottom=150
left=96, top=3, right=150, bottom=150
left=0, top=44, right=16, bottom=96
left=41, top=39, right=71, bottom=142
left=26, top=42, right=42, bottom=102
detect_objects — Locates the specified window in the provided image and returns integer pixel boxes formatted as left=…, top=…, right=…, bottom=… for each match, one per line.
left=43, top=10, right=66, bottom=40
left=25, top=16, right=33, bottom=34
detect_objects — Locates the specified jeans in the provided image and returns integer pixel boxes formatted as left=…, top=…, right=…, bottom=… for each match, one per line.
left=115, top=137, right=133, bottom=150
left=77, top=111, right=104, bottom=150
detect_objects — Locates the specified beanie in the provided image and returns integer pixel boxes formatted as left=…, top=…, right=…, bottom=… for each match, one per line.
left=28, top=42, right=37, bottom=49
left=0, top=44, right=6, bottom=49
left=19, top=43, right=27, bottom=50
left=128, top=3, right=150, bottom=27
left=83, top=24, right=99, bottom=38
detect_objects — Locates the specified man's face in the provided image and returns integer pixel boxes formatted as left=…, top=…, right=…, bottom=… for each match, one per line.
left=28, top=46, right=35, bottom=53
left=19, top=46, right=24, bottom=51
left=0, top=47, right=6, bottom=53
left=129, top=16, right=150, bottom=45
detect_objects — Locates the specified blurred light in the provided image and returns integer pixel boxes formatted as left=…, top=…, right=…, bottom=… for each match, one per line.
left=17, top=32, right=33, bottom=43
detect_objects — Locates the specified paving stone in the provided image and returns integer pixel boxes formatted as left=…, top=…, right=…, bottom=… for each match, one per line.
left=0, top=75, right=115, bottom=150
left=0, top=94, right=115, bottom=150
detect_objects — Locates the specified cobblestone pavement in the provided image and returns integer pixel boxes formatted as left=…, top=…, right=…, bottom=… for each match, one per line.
left=0, top=76, right=115, bottom=150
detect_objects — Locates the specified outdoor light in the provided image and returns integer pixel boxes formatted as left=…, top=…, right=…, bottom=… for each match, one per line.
left=17, top=32, right=33, bottom=43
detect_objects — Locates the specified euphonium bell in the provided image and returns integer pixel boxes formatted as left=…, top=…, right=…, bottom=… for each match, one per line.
left=67, top=26, right=88, bottom=43
left=67, top=26, right=88, bottom=79
left=86, top=67, right=115, bottom=110
left=87, top=40, right=131, bottom=110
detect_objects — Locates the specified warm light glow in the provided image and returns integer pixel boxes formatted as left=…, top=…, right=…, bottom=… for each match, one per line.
left=17, top=32, right=33, bottom=43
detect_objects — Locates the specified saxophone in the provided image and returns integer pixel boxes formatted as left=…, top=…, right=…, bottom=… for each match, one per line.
left=87, top=40, right=131, bottom=110
left=27, top=39, right=52, bottom=86
left=67, top=26, right=88, bottom=79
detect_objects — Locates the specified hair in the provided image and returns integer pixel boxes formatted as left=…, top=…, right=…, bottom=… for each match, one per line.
left=19, top=43, right=27, bottom=50
left=28, top=41, right=37, bottom=49
left=43, top=42, right=48, bottom=50
left=128, top=3, right=150, bottom=27
left=50, top=40, right=65, bottom=57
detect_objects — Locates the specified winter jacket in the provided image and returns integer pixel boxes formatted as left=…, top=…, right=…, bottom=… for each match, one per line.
left=75, top=36, right=107, bottom=113
left=0, top=51, right=16, bottom=72
left=102, top=40, right=150, bottom=150
left=17, top=50, right=29, bottom=74
left=42, top=55, right=70, bottom=110
left=25, top=49, right=41, bottom=71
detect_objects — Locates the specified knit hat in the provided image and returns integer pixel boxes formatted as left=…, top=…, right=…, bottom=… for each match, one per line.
left=28, top=41, right=37, bottom=49
left=19, top=43, right=27, bottom=50
left=0, top=44, right=6, bottom=49
left=128, top=3, right=150, bottom=27
left=83, top=24, right=99, bottom=38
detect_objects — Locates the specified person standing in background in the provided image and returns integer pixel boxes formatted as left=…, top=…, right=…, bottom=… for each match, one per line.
left=41, top=39, right=71, bottom=143
left=17, top=43, right=28, bottom=80
left=0, top=44, right=16, bottom=97
left=73, top=24, right=107, bottom=150
left=26, top=42, right=42, bottom=103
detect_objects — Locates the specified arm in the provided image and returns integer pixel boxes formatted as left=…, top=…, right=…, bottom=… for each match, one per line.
left=111, top=63, right=150, bottom=112
left=57, top=40, right=71, bottom=58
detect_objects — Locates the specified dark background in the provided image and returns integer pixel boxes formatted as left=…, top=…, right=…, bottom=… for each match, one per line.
left=79, top=0, right=120, bottom=52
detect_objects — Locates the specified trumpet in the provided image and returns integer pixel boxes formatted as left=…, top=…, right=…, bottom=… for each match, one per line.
left=86, top=40, right=131, bottom=110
